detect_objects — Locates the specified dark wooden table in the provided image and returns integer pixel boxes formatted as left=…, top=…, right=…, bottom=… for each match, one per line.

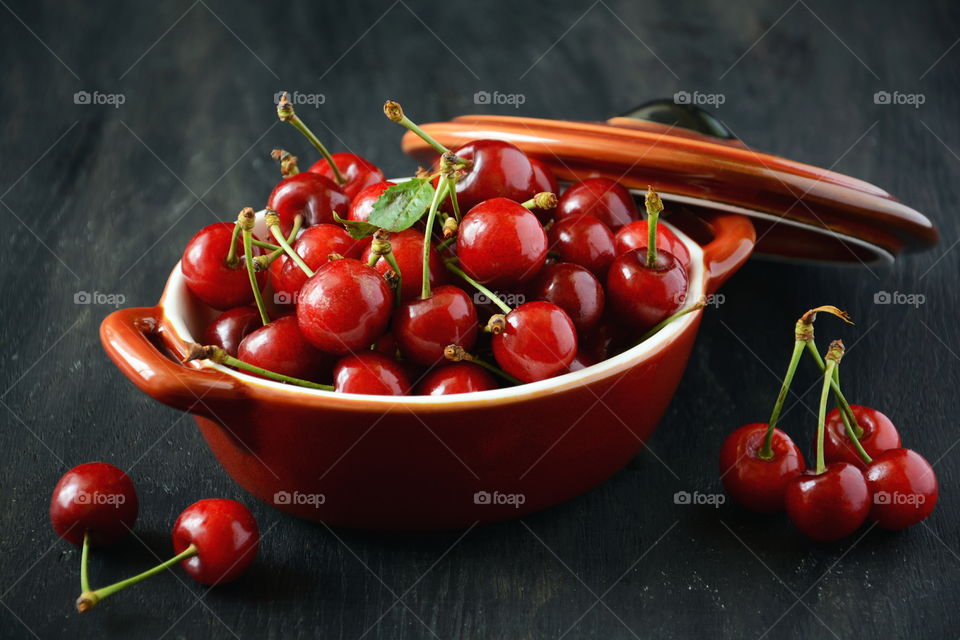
left=2, top=1, right=958, bottom=637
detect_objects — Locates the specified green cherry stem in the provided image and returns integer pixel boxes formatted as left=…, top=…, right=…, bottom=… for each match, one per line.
left=638, top=299, right=707, bottom=343
left=184, top=345, right=334, bottom=391
left=253, top=214, right=303, bottom=272
left=421, top=177, right=450, bottom=299
left=816, top=340, right=845, bottom=474
left=80, top=532, right=91, bottom=594
left=239, top=208, right=270, bottom=326
left=383, top=251, right=403, bottom=307
left=435, top=236, right=456, bottom=252
left=446, top=174, right=462, bottom=221
left=265, top=210, right=314, bottom=277
left=225, top=221, right=242, bottom=267
left=76, top=545, right=198, bottom=613
left=443, top=259, right=512, bottom=314
left=804, top=340, right=863, bottom=438
left=645, top=186, right=663, bottom=267
left=277, top=93, right=346, bottom=185
left=443, top=345, right=522, bottom=386
left=520, top=192, right=558, bottom=211
left=252, top=239, right=281, bottom=251
left=758, top=339, right=806, bottom=460
left=383, top=100, right=450, bottom=156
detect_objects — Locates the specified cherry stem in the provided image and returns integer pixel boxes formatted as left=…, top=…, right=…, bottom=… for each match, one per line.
left=804, top=339, right=863, bottom=438
left=238, top=208, right=270, bottom=326
left=520, top=192, right=558, bottom=211
left=758, top=339, right=806, bottom=460
left=421, top=176, right=451, bottom=299
left=638, top=300, right=706, bottom=343
left=645, top=186, right=663, bottom=268
left=383, top=100, right=449, bottom=156
left=252, top=239, right=281, bottom=251
left=816, top=341, right=845, bottom=474
left=435, top=236, right=456, bottom=252
left=383, top=251, right=403, bottom=307
left=225, top=221, right=242, bottom=267
left=184, top=344, right=333, bottom=391
left=265, top=210, right=314, bottom=277
left=76, top=544, right=198, bottom=613
left=271, top=149, right=300, bottom=177
left=834, top=364, right=873, bottom=465
left=443, top=260, right=512, bottom=314
left=444, top=345, right=522, bottom=385
left=446, top=174, right=462, bottom=222
left=277, top=93, right=346, bottom=185
left=80, top=532, right=91, bottom=594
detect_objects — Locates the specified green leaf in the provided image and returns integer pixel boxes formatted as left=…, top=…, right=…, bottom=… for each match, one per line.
left=332, top=213, right=378, bottom=241
left=367, top=179, right=435, bottom=232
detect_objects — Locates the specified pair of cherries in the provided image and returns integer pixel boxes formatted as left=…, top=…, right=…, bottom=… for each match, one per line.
left=719, top=307, right=938, bottom=542
left=50, top=462, right=259, bottom=611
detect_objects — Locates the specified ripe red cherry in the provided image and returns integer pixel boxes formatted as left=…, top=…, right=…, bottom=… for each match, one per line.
left=266, top=172, right=350, bottom=232
left=548, top=214, right=616, bottom=278
left=309, top=152, right=385, bottom=200
left=348, top=180, right=395, bottom=223
left=416, top=363, right=498, bottom=395
left=719, top=423, right=806, bottom=513
left=528, top=157, right=559, bottom=223
left=785, top=462, right=871, bottom=542
left=615, top=220, right=690, bottom=267
left=276, top=224, right=362, bottom=300
left=556, top=178, right=639, bottom=231
left=172, top=499, right=259, bottom=585
left=449, top=139, right=537, bottom=212
left=50, top=462, right=138, bottom=546
left=363, top=228, right=447, bottom=303
left=457, top=198, right=548, bottom=288
left=607, top=249, right=687, bottom=332
left=333, top=353, right=411, bottom=395
left=296, top=258, right=393, bottom=354
left=824, top=405, right=901, bottom=469
left=395, top=285, right=478, bottom=365
left=529, top=263, right=605, bottom=332
left=492, top=301, right=577, bottom=383
left=203, top=306, right=261, bottom=357
left=865, top=448, right=938, bottom=530
left=182, top=223, right=266, bottom=310
left=237, top=315, right=332, bottom=381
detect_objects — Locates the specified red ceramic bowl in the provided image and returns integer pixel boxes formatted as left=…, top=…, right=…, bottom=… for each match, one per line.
left=101, top=209, right=754, bottom=530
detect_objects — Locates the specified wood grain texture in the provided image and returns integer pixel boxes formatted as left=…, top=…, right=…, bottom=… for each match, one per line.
left=1, top=0, right=958, bottom=637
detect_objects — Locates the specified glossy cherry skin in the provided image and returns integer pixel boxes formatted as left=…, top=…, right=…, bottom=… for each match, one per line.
left=457, top=198, right=548, bottom=288
left=824, top=405, right=901, bottom=469
left=529, top=263, right=605, bottom=332
left=362, top=228, right=447, bottom=303
left=267, top=172, right=350, bottom=232
left=182, top=223, right=266, bottom=310
left=548, top=214, right=616, bottom=278
left=528, top=157, right=559, bottom=223
left=297, top=259, right=393, bottom=354
left=237, top=316, right=332, bottom=381
left=607, top=249, right=688, bottom=332
left=395, top=286, right=478, bottom=366
left=50, top=462, right=139, bottom=546
left=492, top=301, right=577, bottom=383
left=309, top=152, right=385, bottom=200
left=276, top=224, right=362, bottom=301
left=203, top=307, right=261, bottom=357
left=333, top=353, right=411, bottom=395
left=865, top=448, right=938, bottom=530
left=785, top=462, right=871, bottom=542
left=450, top=139, right=536, bottom=212
left=417, top=363, right=498, bottom=395
left=615, top=220, right=691, bottom=267
left=719, top=423, right=806, bottom=513
left=172, top=499, right=259, bottom=586
left=556, top=178, right=639, bottom=231
left=348, top=181, right=395, bottom=223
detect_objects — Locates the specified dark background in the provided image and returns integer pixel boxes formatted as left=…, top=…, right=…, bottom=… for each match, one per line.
left=1, top=0, right=958, bottom=638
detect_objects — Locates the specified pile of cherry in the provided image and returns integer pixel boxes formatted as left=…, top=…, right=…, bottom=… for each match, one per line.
left=50, top=462, right=259, bottom=612
left=180, top=95, right=698, bottom=395
left=720, top=307, right=939, bottom=542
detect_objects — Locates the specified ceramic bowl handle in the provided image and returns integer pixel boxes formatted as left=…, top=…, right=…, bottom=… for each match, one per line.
left=698, top=214, right=755, bottom=294
left=100, top=306, right=240, bottom=417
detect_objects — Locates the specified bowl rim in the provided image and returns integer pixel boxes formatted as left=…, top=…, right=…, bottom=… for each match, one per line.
left=160, top=198, right=706, bottom=408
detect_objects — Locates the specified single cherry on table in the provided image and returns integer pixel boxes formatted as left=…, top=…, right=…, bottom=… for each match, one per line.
left=50, top=462, right=139, bottom=547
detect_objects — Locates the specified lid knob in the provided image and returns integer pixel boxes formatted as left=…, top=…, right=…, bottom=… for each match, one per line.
left=618, top=98, right=736, bottom=140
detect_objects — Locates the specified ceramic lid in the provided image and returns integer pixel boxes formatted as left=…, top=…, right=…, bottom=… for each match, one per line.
left=401, top=100, right=938, bottom=264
